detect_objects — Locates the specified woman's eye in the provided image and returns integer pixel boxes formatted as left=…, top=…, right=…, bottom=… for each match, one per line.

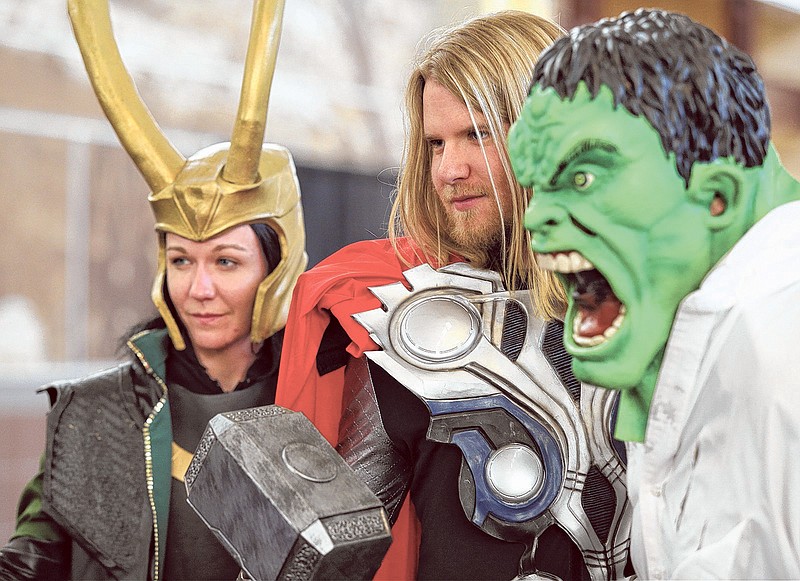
left=169, top=257, right=188, bottom=266
left=218, top=258, right=237, bottom=267
left=573, top=171, right=595, bottom=190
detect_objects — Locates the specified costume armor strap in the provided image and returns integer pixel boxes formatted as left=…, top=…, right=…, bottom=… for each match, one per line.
left=337, top=355, right=412, bottom=524
left=354, top=263, right=631, bottom=580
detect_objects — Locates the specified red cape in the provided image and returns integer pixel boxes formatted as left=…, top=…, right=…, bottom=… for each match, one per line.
left=276, top=237, right=443, bottom=580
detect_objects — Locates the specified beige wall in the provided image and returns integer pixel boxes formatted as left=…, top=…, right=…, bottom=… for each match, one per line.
left=1, top=132, right=156, bottom=360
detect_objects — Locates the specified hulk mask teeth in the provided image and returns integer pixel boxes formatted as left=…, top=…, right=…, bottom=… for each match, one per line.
left=536, top=251, right=625, bottom=347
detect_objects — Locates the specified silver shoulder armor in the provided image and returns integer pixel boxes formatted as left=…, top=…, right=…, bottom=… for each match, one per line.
left=353, top=262, right=631, bottom=580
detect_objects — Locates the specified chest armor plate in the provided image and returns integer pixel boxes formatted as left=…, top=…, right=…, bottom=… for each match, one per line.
left=354, top=263, right=631, bottom=580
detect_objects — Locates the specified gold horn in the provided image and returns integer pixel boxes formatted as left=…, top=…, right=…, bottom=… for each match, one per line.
left=67, top=0, right=185, bottom=193
left=222, top=0, right=286, bottom=186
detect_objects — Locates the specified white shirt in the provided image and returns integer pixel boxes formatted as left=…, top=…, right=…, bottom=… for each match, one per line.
left=627, top=201, right=800, bottom=579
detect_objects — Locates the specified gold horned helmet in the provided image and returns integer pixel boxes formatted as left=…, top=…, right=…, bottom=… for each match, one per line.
left=68, top=0, right=307, bottom=350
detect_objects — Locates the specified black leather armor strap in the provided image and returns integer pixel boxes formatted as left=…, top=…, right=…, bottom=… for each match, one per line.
left=337, top=356, right=412, bottom=524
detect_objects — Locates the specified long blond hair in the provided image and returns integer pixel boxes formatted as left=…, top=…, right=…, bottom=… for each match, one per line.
left=389, top=10, right=566, bottom=320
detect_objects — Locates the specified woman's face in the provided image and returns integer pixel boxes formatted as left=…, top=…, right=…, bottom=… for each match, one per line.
left=165, top=225, right=267, bottom=361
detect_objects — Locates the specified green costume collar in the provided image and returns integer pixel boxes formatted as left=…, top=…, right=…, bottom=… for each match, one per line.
left=128, top=327, right=169, bottom=385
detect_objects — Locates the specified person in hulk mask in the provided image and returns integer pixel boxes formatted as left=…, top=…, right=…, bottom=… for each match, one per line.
left=508, top=7, right=800, bottom=579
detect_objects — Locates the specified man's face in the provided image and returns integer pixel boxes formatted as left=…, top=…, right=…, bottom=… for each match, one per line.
left=508, top=83, right=717, bottom=390
left=423, top=80, right=513, bottom=254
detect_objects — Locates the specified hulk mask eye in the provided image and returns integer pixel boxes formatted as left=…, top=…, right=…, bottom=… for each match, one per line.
left=573, top=172, right=594, bottom=190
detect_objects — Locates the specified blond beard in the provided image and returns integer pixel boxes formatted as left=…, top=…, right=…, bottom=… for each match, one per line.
left=448, top=207, right=502, bottom=244
left=442, top=185, right=506, bottom=267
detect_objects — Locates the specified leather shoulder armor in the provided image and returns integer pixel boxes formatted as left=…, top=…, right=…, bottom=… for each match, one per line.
left=42, top=363, right=152, bottom=578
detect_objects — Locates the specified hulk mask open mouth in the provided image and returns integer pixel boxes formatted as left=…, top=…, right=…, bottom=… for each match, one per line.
left=536, top=251, right=625, bottom=348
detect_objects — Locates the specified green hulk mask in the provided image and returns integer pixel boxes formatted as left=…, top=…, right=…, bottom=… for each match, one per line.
left=507, top=9, right=800, bottom=442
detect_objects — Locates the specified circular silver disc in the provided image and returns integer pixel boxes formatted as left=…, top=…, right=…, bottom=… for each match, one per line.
left=399, top=296, right=480, bottom=362
left=485, top=443, right=545, bottom=504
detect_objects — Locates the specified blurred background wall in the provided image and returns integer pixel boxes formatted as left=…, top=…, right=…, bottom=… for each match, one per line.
left=2, top=0, right=799, bottom=541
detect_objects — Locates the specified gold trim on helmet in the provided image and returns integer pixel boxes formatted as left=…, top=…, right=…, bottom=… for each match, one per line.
left=68, top=0, right=307, bottom=350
